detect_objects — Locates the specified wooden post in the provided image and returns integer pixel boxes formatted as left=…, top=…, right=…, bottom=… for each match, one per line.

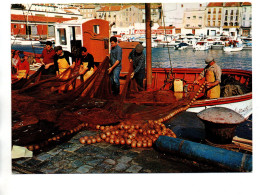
left=145, top=3, right=152, bottom=91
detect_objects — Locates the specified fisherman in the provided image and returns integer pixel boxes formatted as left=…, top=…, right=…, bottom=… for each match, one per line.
left=15, top=53, right=30, bottom=79
left=40, top=41, right=56, bottom=75
left=194, top=56, right=222, bottom=99
left=11, top=50, right=20, bottom=74
left=54, top=46, right=75, bottom=79
left=79, top=47, right=95, bottom=82
left=108, top=36, right=122, bottom=95
left=128, top=43, right=146, bottom=89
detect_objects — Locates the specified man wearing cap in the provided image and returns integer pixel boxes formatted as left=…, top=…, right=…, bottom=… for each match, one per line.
left=194, top=56, right=222, bottom=99
left=128, top=43, right=146, bottom=89
left=108, top=36, right=122, bottom=95
left=40, top=41, right=56, bottom=75
left=53, top=46, right=75, bottom=78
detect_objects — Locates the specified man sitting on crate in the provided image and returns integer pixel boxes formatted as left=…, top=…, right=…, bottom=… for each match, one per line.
left=194, top=56, right=222, bottom=99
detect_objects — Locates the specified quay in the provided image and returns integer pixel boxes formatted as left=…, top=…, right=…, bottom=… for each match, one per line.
left=12, top=112, right=252, bottom=174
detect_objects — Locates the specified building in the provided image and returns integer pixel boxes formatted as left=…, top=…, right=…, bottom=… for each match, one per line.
left=135, top=4, right=162, bottom=24
left=222, top=2, right=242, bottom=38
left=79, top=4, right=96, bottom=19
left=162, top=3, right=207, bottom=34
left=205, top=2, right=223, bottom=36
left=183, top=8, right=207, bottom=36
left=116, top=5, right=143, bottom=28
left=240, top=2, right=252, bottom=37
left=11, top=4, right=82, bottom=39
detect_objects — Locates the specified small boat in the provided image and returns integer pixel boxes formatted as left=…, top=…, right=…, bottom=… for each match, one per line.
left=174, top=42, right=189, bottom=50
left=193, top=41, right=210, bottom=51
left=211, top=41, right=225, bottom=50
left=223, top=40, right=243, bottom=52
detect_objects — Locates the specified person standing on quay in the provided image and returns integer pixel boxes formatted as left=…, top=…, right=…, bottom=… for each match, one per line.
left=40, top=41, right=56, bottom=75
left=108, top=36, right=122, bottom=95
left=128, top=43, right=146, bottom=90
left=194, top=56, right=222, bottom=99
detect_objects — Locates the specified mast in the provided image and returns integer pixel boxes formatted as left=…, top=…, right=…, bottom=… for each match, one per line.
left=145, top=3, right=152, bottom=91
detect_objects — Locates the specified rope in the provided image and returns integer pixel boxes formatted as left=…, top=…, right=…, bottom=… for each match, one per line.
left=161, top=7, right=175, bottom=89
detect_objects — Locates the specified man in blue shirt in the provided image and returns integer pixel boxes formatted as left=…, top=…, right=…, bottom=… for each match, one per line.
left=108, top=36, right=122, bottom=95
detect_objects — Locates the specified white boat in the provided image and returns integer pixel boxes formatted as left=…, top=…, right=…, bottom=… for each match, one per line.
left=211, top=41, right=225, bottom=50
left=193, top=41, right=210, bottom=51
left=223, top=40, right=243, bottom=52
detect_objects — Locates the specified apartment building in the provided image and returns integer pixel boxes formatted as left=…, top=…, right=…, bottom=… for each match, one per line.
left=183, top=8, right=207, bottom=35
left=241, top=2, right=252, bottom=36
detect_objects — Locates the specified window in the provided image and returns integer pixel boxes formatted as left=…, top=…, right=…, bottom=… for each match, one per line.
left=219, top=8, right=222, bottom=13
left=231, top=10, right=233, bottom=15
left=186, top=24, right=190, bottom=27
left=198, top=24, right=202, bottom=27
left=225, top=10, right=228, bottom=15
left=225, top=16, right=228, bottom=21
left=199, top=16, right=202, bottom=19
left=193, top=16, right=196, bottom=19
left=224, top=22, right=228, bottom=26
left=58, top=28, right=67, bottom=45
left=14, top=25, right=17, bottom=28
left=94, top=25, right=100, bottom=34
left=187, top=17, right=190, bottom=19
left=208, top=8, right=211, bottom=14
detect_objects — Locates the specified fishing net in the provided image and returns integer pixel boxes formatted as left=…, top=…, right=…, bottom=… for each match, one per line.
left=12, top=56, right=204, bottom=150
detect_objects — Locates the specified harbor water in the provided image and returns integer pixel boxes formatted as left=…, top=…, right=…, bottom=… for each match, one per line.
left=11, top=44, right=252, bottom=71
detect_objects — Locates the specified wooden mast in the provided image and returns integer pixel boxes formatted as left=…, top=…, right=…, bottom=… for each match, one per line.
left=145, top=3, right=152, bottom=91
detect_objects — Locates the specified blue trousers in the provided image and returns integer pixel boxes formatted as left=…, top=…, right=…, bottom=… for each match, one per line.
left=110, top=66, right=121, bottom=95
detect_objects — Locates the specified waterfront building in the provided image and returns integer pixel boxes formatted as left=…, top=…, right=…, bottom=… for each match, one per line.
left=134, top=4, right=162, bottom=24
left=183, top=8, right=207, bottom=36
left=11, top=4, right=82, bottom=39
left=205, top=2, right=223, bottom=37
left=96, top=5, right=143, bottom=28
left=240, top=2, right=252, bottom=37
left=162, top=3, right=207, bottom=35
left=222, top=2, right=242, bottom=38
left=79, top=4, right=97, bottom=19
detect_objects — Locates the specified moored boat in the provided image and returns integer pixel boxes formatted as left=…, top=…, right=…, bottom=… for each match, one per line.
left=193, top=41, right=210, bottom=51
left=223, top=40, right=243, bottom=52
left=122, top=68, right=252, bottom=119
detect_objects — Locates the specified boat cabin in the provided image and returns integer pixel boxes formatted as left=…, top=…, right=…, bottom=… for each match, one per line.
left=54, top=19, right=110, bottom=64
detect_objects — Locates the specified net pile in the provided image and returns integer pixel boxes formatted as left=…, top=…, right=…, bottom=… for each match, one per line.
left=12, top=56, right=204, bottom=150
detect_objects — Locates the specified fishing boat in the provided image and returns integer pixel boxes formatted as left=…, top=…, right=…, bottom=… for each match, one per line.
left=142, top=68, right=252, bottom=119
left=12, top=16, right=252, bottom=121
left=223, top=40, right=243, bottom=52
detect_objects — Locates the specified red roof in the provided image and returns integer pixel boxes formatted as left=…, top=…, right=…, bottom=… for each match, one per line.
left=158, top=26, right=175, bottom=29
left=207, top=2, right=224, bottom=7
left=11, top=14, right=73, bottom=23
left=97, top=5, right=129, bottom=12
left=224, top=2, right=242, bottom=7
left=242, top=2, right=252, bottom=6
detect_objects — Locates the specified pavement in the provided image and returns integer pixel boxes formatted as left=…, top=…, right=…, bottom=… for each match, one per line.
left=12, top=114, right=252, bottom=174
